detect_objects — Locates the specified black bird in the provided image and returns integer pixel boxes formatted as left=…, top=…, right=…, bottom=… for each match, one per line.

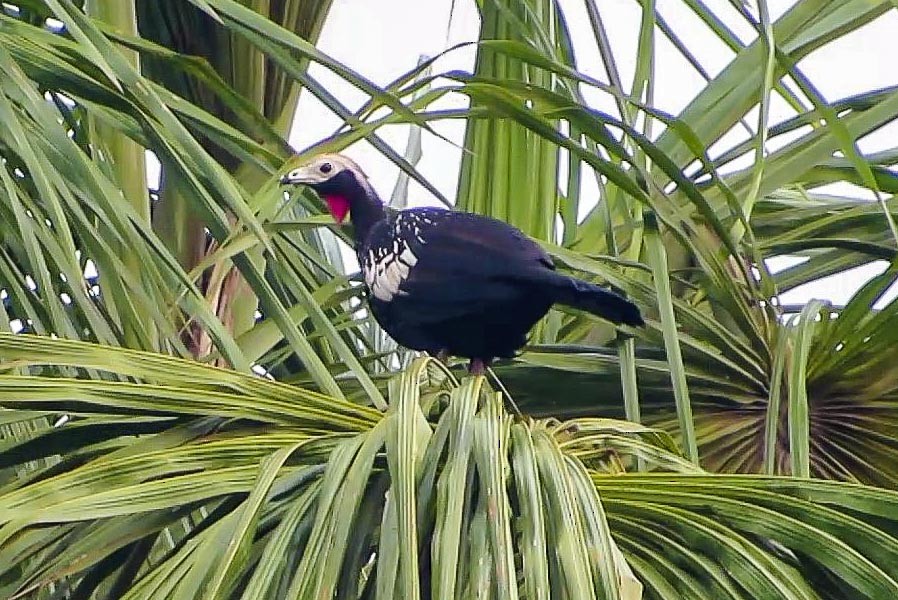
left=281, top=154, right=643, bottom=375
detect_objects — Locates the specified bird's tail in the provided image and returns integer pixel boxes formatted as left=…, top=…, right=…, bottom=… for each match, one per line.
left=530, top=271, right=644, bottom=326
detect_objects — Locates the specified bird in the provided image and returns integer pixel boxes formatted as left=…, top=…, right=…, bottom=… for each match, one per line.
left=280, top=153, right=644, bottom=375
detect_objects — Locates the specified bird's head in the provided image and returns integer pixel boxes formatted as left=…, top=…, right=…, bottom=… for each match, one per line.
left=280, top=153, right=372, bottom=224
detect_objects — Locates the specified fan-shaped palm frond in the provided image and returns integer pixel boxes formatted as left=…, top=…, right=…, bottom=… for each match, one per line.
left=3, top=336, right=898, bottom=599
left=2, top=0, right=898, bottom=597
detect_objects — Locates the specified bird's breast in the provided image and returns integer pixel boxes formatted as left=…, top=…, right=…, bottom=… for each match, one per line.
left=362, top=240, right=419, bottom=302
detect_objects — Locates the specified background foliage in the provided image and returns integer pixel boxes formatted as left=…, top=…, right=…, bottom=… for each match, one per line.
left=1, top=0, right=898, bottom=598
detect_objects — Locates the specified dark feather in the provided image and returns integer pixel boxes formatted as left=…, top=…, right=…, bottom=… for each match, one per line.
left=297, top=155, right=644, bottom=369
left=500, top=268, right=645, bottom=326
left=358, top=207, right=641, bottom=362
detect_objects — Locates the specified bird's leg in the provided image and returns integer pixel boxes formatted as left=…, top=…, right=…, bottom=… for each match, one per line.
left=468, top=358, right=491, bottom=376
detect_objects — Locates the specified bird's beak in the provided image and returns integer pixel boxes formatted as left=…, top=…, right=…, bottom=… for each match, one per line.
left=279, top=165, right=317, bottom=186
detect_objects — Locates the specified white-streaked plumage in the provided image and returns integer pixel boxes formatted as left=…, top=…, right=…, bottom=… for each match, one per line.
left=363, top=230, right=419, bottom=302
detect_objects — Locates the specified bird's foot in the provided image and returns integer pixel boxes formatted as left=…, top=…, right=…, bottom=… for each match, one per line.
left=468, top=358, right=491, bottom=376
left=435, top=348, right=450, bottom=363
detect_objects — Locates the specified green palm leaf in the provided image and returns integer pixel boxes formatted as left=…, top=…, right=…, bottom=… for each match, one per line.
left=3, top=0, right=898, bottom=597
left=2, top=341, right=898, bottom=598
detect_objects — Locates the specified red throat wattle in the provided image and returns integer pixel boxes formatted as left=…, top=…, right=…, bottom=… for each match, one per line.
left=325, top=195, right=350, bottom=224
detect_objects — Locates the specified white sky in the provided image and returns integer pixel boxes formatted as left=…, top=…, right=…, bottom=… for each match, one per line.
left=287, top=0, right=898, bottom=310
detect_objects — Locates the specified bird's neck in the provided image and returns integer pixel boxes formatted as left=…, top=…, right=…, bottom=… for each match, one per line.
left=316, top=170, right=386, bottom=244
left=343, top=182, right=386, bottom=244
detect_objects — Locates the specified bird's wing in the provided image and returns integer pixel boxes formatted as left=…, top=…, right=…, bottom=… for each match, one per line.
left=399, top=209, right=554, bottom=275
left=365, top=210, right=553, bottom=322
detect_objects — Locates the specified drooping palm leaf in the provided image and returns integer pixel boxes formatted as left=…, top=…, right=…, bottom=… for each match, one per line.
left=2, top=0, right=898, bottom=597
left=3, top=338, right=898, bottom=599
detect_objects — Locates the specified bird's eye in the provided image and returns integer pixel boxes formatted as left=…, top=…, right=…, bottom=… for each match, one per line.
left=320, top=162, right=333, bottom=174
